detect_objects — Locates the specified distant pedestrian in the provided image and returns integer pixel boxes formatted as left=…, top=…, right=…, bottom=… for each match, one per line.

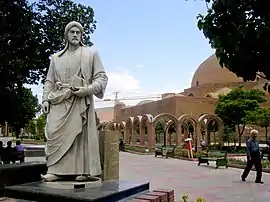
left=241, top=129, right=263, bottom=184
left=200, top=140, right=207, bottom=150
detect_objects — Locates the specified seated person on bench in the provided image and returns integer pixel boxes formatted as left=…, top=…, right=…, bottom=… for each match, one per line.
left=14, top=141, right=24, bottom=152
left=0, top=141, right=5, bottom=163
left=4, top=141, right=16, bottom=164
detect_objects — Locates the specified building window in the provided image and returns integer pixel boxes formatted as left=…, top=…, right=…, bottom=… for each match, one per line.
left=188, top=93, right=194, bottom=97
left=196, top=81, right=199, bottom=86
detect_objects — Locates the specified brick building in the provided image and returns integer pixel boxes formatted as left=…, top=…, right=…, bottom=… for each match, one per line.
left=98, top=54, right=270, bottom=148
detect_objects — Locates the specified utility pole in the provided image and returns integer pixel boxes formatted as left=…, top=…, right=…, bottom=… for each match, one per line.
left=112, top=92, right=120, bottom=105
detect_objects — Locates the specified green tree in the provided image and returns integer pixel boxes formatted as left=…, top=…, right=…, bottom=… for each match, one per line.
left=246, top=108, right=270, bottom=141
left=0, top=0, right=41, bottom=86
left=9, top=87, right=40, bottom=137
left=0, top=0, right=41, bottom=126
left=197, top=0, right=270, bottom=81
left=36, top=114, right=46, bottom=138
left=207, top=120, right=219, bottom=143
left=27, top=120, right=37, bottom=136
left=155, top=121, right=165, bottom=144
left=0, top=0, right=96, bottom=129
left=222, top=124, right=236, bottom=147
left=34, top=0, right=96, bottom=81
left=215, top=87, right=266, bottom=147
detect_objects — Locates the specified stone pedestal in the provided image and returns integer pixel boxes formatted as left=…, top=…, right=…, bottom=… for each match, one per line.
left=99, top=130, right=120, bottom=181
left=0, top=162, right=47, bottom=196
left=41, top=177, right=102, bottom=189
left=5, top=181, right=150, bottom=202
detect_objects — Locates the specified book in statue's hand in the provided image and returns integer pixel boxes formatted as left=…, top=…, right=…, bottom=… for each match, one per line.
left=70, top=75, right=86, bottom=91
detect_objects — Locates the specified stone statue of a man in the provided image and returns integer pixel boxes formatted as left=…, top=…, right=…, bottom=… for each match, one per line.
left=41, top=21, right=108, bottom=182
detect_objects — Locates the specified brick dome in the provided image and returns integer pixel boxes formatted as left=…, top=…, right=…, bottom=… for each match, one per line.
left=191, top=54, right=243, bottom=87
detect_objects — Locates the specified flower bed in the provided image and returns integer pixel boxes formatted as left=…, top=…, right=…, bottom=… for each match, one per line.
left=124, top=144, right=155, bottom=154
left=228, top=158, right=270, bottom=173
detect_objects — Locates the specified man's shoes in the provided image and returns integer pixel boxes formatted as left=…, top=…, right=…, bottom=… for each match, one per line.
left=241, top=178, right=245, bottom=181
left=255, top=180, right=264, bottom=184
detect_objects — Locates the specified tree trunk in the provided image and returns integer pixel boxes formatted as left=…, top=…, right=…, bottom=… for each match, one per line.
left=237, top=125, right=245, bottom=148
left=265, top=127, right=268, bottom=142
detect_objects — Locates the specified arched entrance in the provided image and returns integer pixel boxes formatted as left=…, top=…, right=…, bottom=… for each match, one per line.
left=141, top=114, right=154, bottom=147
left=178, top=114, right=200, bottom=151
left=133, top=116, right=142, bottom=145
left=165, top=120, right=177, bottom=145
left=97, top=122, right=109, bottom=131
left=105, top=121, right=118, bottom=131
left=153, top=113, right=178, bottom=146
left=198, top=114, right=223, bottom=147
left=125, top=117, right=134, bottom=144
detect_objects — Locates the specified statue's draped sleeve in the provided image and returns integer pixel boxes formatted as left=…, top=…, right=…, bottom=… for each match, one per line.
left=42, top=57, right=55, bottom=103
left=88, top=49, right=108, bottom=99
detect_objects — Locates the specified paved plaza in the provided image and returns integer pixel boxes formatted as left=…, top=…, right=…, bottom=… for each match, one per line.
left=119, top=152, right=270, bottom=202
left=1, top=139, right=270, bottom=202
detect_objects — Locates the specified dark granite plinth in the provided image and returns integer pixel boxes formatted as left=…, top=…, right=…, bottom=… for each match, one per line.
left=0, top=162, right=47, bottom=196
left=24, top=145, right=45, bottom=157
left=0, top=197, right=35, bottom=202
left=5, top=180, right=149, bottom=202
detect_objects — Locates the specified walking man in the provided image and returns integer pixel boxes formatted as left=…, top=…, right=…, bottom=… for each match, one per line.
left=241, top=129, right=263, bottom=184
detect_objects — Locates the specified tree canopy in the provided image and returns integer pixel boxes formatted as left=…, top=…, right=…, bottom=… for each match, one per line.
left=197, top=0, right=270, bottom=81
left=215, top=87, right=266, bottom=146
left=34, top=0, right=96, bottom=82
left=0, top=0, right=96, bottom=128
left=8, top=87, right=40, bottom=136
left=246, top=108, right=270, bottom=141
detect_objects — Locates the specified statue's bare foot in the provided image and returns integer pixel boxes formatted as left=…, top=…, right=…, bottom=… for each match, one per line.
left=41, top=174, right=61, bottom=182
left=75, top=175, right=87, bottom=182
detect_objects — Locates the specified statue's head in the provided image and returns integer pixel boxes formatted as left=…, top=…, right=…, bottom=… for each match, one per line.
left=64, top=21, right=85, bottom=47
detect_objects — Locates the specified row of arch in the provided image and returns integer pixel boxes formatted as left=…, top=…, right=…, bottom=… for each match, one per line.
left=98, top=113, right=224, bottom=150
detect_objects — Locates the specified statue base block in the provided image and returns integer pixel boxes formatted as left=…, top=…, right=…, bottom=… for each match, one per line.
left=41, top=178, right=102, bottom=189
left=4, top=180, right=150, bottom=202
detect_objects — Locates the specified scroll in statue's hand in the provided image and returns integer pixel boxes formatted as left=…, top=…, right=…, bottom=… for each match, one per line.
left=72, top=86, right=92, bottom=97
left=42, top=101, right=50, bottom=114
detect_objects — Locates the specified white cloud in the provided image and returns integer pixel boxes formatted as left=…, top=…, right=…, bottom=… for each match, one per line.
left=26, top=68, right=145, bottom=108
left=135, top=64, right=144, bottom=69
left=105, top=71, right=140, bottom=93
left=26, top=67, right=184, bottom=109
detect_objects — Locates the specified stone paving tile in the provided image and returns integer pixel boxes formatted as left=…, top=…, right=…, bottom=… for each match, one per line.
left=119, top=152, right=270, bottom=202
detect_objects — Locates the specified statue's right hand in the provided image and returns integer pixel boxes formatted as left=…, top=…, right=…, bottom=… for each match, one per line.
left=42, top=101, right=50, bottom=114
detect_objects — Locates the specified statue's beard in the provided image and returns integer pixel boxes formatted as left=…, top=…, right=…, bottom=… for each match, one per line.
left=68, top=39, right=81, bottom=46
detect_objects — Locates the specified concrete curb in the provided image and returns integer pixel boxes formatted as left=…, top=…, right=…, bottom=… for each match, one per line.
left=124, top=150, right=153, bottom=155
left=11, top=140, right=45, bottom=145
left=228, top=163, right=270, bottom=173
left=174, top=156, right=198, bottom=161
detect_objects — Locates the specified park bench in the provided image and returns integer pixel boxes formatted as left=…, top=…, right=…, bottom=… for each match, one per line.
left=155, top=144, right=163, bottom=157
left=198, top=150, right=228, bottom=169
left=261, top=146, right=270, bottom=161
left=155, top=144, right=176, bottom=158
left=0, top=151, right=25, bottom=164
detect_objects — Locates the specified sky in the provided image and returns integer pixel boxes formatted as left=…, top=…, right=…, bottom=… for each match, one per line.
left=29, top=0, right=214, bottom=108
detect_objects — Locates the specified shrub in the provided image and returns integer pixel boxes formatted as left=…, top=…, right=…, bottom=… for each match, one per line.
left=228, top=158, right=270, bottom=168
left=181, top=193, right=207, bottom=202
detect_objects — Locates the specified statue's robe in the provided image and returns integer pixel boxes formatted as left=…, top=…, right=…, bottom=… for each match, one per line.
left=43, top=45, right=108, bottom=176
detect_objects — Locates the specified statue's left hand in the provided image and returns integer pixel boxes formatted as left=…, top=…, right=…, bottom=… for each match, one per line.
left=72, top=86, right=90, bottom=97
